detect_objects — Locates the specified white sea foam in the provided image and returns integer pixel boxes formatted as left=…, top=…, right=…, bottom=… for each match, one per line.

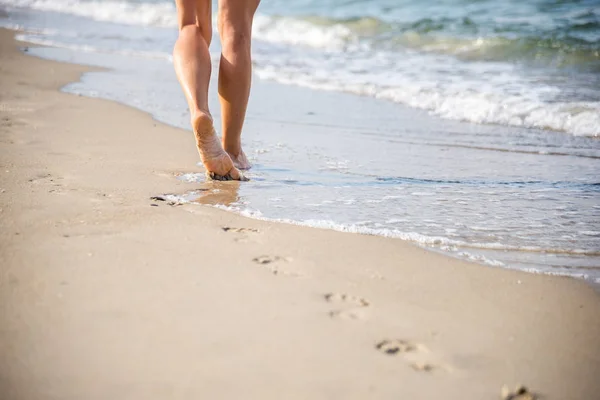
left=203, top=204, right=571, bottom=270
left=207, top=203, right=600, bottom=284
left=522, top=268, right=600, bottom=285
left=255, top=66, right=600, bottom=137
left=580, top=231, right=600, bottom=237
left=249, top=14, right=600, bottom=137
left=0, top=0, right=178, bottom=27
left=163, top=191, right=596, bottom=257
left=252, top=15, right=355, bottom=51
left=14, top=33, right=172, bottom=60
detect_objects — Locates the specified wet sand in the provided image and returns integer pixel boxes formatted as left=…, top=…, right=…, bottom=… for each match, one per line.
left=1, top=29, right=599, bottom=399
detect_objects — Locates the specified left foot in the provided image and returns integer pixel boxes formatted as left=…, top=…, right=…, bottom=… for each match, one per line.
left=192, top=112, right=245, bottom=180
left=226, top=148, right=252, bottom=170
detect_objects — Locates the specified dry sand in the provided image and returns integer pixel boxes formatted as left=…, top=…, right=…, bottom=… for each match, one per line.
left=1, top=28, right=599, bottom=399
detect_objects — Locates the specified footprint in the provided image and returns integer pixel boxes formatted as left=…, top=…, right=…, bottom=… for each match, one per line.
left=324, top=292, right=370, bottom=307
left=27, top=173, right=65, bottom=194
left=501, top=385, right=537, bottom=400
left=223, top=226, right=261, bottom=243
left=28, top=173, right=63, bottom=186
left=252, top=255, right=298, bottom=276
left=222, top=226, right=259, bottom=234
left=28, top=173, right=52, bottom=183
left=375, top=339, right=420, bottom=355
left=410, top=362, right=447, bottom=372
left=328, top=308, right=368, bottom=320
left=376, top=339, right=451, bottom=373
left=149, top=195, right=181, bottom=207
left=324, top=293, right=370, bottom=321
left=223, top=226, right=259, bottom=241
left=253, top=255, right=284, bottom=265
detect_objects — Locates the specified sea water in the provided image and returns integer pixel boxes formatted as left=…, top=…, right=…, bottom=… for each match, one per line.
left=1, top=0, right=599, bottom=283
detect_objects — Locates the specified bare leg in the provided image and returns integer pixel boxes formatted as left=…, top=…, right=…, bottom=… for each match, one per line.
left=173, top=0, right=242, bottom=180
left=218, top=0, right=260, bottom=170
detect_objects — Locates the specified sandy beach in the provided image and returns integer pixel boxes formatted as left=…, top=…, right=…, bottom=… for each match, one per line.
left=1, top=28, right=599, bottom=399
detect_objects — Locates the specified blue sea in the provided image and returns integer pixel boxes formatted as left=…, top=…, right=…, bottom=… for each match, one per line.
left=1, top=0, right=599, bottom=283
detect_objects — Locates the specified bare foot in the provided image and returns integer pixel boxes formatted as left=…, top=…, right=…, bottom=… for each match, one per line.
left=192, top=113, right=245, bottom=181
left=227, top=149, right=251, bottom=170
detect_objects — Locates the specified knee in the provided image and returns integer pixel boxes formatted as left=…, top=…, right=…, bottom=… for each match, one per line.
left=219, top=20, right=252, bottom=55
left=179, top=23, right=212, bottom=47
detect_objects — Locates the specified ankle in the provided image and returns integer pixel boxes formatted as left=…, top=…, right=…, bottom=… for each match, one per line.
left=191, top=109, right=212, bottom=122
left=223, top=141, right=242, bottom=156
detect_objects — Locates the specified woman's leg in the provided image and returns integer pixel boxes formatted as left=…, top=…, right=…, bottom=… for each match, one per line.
left=173, top=0, right=242, bottom=180
left=217, top=0, right=261, bottom=170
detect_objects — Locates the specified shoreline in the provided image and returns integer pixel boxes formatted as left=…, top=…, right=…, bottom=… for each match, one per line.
left=19, top=28, right=600, bottom=284
left=15, top=25, right=600, bottom=283
left=1, top=28, right=599, bottom=399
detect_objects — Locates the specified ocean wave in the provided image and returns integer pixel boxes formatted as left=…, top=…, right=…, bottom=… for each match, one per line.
left=255, top=66, right=600, bottom=137
left=394, top=34, right=600, bottom=71
left=252, top=14, right=600, bottom=69
left=253, top=14, right=356, bottom=51
left=250, top=13, right=599, bottom=136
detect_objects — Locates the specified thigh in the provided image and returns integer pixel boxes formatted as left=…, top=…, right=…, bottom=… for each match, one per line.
left=218, top=0, right=261, bottom=32
left=175, top=0, right=212, bottom=32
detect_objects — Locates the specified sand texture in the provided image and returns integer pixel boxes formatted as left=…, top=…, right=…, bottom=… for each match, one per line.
left=1, top=29, right=599, bottom=399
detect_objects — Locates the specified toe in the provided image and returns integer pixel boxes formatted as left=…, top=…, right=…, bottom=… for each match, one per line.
left=227, top=166, right=246, bottom=181
left=206, top=167, right=248, bottom=182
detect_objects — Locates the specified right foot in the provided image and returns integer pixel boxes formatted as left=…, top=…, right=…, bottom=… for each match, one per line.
left=192, top=113, right=244, bottom=181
